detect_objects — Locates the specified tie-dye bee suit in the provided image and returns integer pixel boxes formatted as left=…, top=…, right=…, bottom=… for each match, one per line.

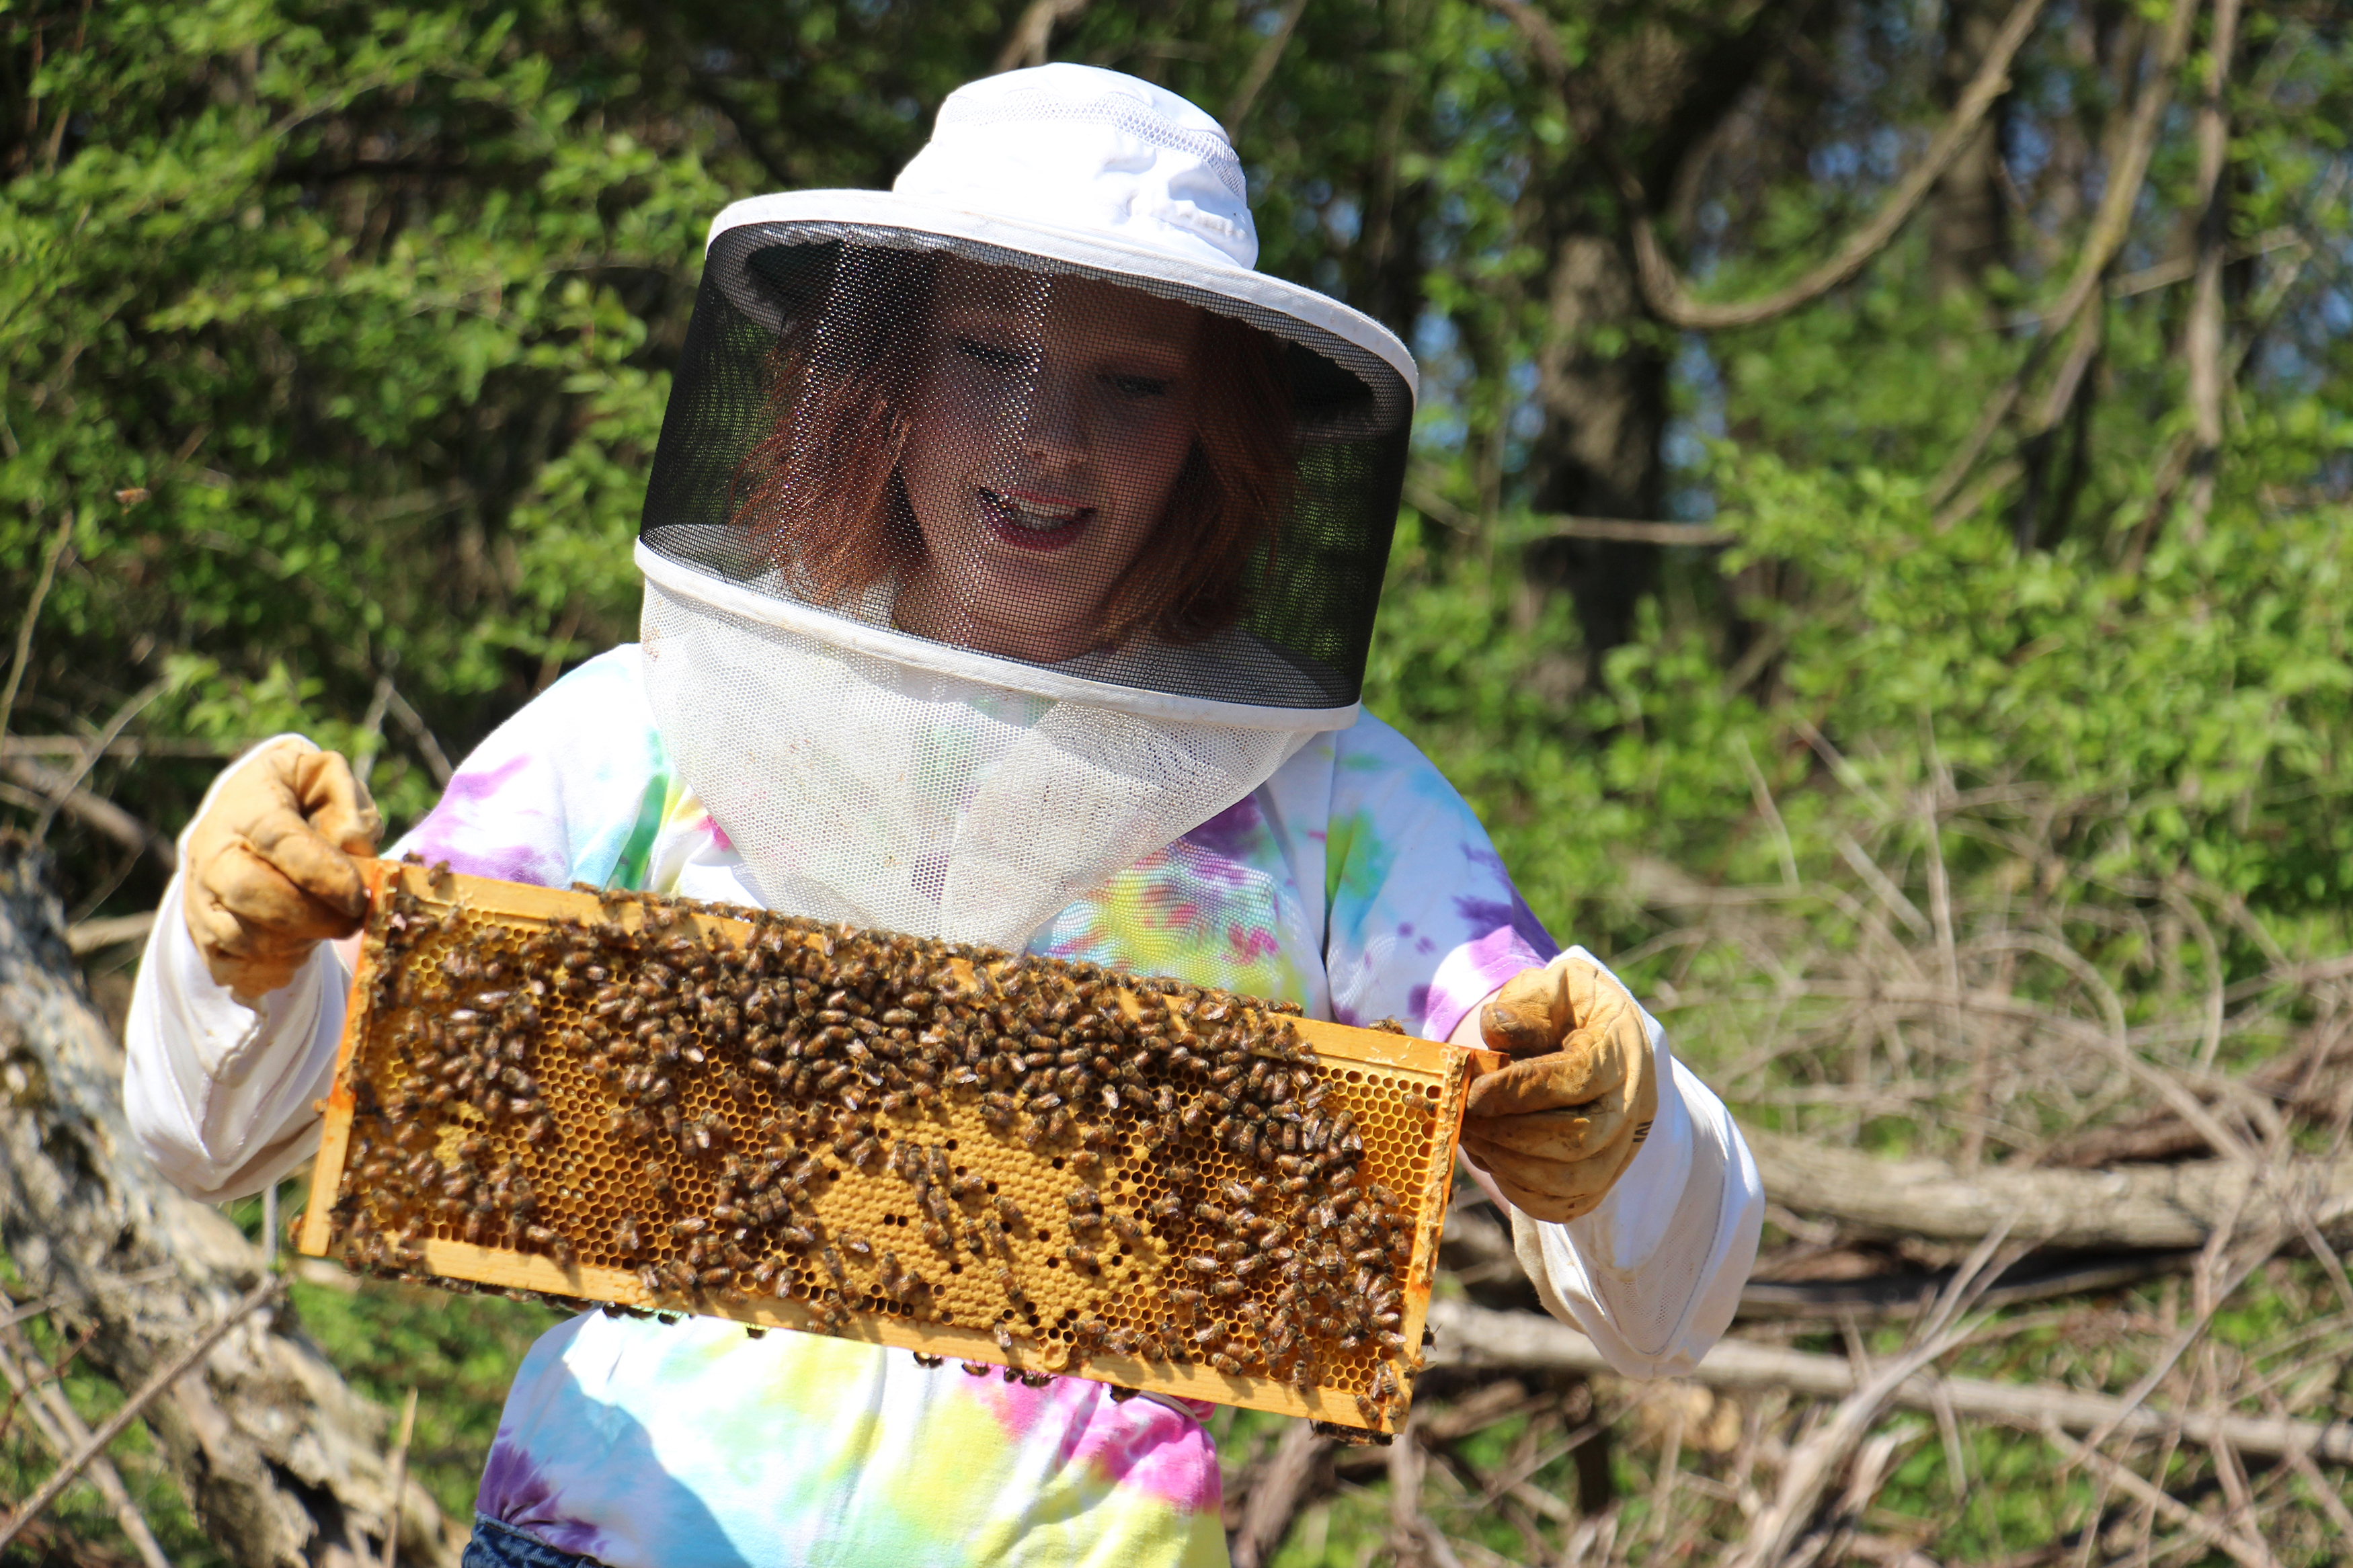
left=393, top=646, right=1551, bottom=1568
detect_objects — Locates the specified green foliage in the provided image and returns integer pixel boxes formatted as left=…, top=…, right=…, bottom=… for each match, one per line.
left=1, top=0, right=729, bottom=848
left=5, top=0, right=2351, bottom=1560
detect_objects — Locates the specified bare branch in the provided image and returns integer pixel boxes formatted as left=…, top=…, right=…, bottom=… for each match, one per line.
left=1746, top=1128, right=2340, bottom=1249
left=1426, top=1300, right=2353, bottom=1464
left=0, top=509, right=75, bottom=749
left=1, top=756, right=178, bottom=872
left=381, top=682, right=454, bottom=786
left=1230, top=1419, right=1324, bottom=1568
left=1223, top=0, right=1311, bottom=140
left=0, top=1278, right=284, bottom=1557
left=2181, top=0, right=2243, bottom=542
left=1540, top=516, right=1735, bottom=546
left=381, top=1387, right=420, bottom=1568
left=993, top=0, right=1091, bottom=73
left=2038, top=1423, right=2274, bottom=1568
left=31, top=678, right=169, bottom=842
left=0, top=1329, right=174, bottom=1568
left=1931, top=0, right=2203, bottom=511
left=1, top=735, right=246, bottom=759
left=1622, top=0, right=2052, bottom=331
left=65, top=909, right=157, bottom=956
left=2032, top=0, right=2202, bottom=340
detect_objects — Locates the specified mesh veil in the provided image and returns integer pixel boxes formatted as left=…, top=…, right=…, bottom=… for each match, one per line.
left=638, top=219, right=1414, bottom=948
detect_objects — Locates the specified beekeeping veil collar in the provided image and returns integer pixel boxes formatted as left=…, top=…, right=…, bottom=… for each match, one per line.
left=635, top=63, right=1417, bottom=950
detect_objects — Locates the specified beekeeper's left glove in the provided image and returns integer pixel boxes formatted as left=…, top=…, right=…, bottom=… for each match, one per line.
left=1460, top=951, right=1659, bottom=1223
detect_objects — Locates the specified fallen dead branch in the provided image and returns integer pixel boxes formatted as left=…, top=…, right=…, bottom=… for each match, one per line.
left=1728, top=1227, right=2013, bottom=1567
left=0, top=836, right=454, bottom=1567
left=65, top=909, right=157, bottom=956
left=0, top=1327, right=174, bottom=1568
left=1747, top=1129, right=2353, bottom=1249
left=1423, top=1300, right=2353, bottom=1464
left=1740, top=1246, right=2196, bottom=1319
left=0, top=757, right=177, bottom=871
left=0, top=1278, right=284, bottom=1557
left=2037, top=1422, right=2274, bottom=1568
left=1229, top=1419, right=1326, bottom=1568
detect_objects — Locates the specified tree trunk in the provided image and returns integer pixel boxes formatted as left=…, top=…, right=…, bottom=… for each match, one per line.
left=1927, top=0, right=2013, bottom=300
left=1520, top=0, right=1800, bottom=666
left=0, top=836, right=458, bottom=1568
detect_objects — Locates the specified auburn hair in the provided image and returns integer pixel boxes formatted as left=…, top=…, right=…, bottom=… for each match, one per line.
left=726, top=247, right=1295, bottom=649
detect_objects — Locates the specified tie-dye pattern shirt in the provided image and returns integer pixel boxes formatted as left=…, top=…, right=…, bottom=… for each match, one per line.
left=393, top=645, right=1555, bottom=1568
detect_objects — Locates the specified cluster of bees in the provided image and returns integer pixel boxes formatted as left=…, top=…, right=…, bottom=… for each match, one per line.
left=330, top=864, right=1428, bottom=1428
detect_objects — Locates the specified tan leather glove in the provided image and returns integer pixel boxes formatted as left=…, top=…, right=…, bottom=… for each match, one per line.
left=1460, top=952, right=1659, bottom=1223
left=182, top=739, right=381, bottom=1002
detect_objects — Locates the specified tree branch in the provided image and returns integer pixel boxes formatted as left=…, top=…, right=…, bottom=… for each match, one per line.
left=0, top=1278, right=284, bottom=1557
left=1223, top=0, right=1311, bottom=140
left=994, top=0, right=1091, bottom=74
left=1621, top=0, right=2052, bottom=331
left=1, top=757, right=177, bottom=871
left=2180, top=0, right=2243, bottom=542
left=1425, top=1300, right=2353, bottom=1463
left=1230, top=1419, right=1326, bottom=1568
left=2033, top=0, right=2202, bottom=340
left=0, top=1329, right=174, bottom=1568
left=1743, top=1127, right=2349, bottom=1249
left=0, top=509, right=75, bottom=749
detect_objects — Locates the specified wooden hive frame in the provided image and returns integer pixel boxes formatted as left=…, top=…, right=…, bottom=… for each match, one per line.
left=298, top=860, right=1501, bottom=1432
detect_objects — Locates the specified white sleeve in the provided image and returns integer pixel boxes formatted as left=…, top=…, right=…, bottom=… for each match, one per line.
left=122, top=738, right=351, bottom=1204
left=1507, top=1009, right=1763, bottom=1380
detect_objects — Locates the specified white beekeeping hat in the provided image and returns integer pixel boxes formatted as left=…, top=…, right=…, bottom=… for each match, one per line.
left=636, top=65, right=1417, bottom=950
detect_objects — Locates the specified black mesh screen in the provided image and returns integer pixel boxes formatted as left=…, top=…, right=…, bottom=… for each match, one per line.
left=640, top=221, right=1410, bottom=711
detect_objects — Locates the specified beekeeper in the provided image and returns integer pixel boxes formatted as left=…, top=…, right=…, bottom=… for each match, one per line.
left=125, top=64, right=1761, bottom=1568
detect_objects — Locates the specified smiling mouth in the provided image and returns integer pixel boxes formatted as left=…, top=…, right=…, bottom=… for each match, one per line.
left=979, top=487, right=1093, bottom=550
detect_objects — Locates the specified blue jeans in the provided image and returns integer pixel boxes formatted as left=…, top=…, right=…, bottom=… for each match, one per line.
left=462, top=1516, right=604, bottom=1568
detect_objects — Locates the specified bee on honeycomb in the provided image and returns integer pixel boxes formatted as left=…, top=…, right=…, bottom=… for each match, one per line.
left=328, top=867, right=1445, bottom=1422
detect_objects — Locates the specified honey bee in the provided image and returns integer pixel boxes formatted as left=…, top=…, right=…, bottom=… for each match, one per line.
left=993, top=1266, right=1030, bottom=1308
left=993, top=1195, right=1025, bottom=1229
left=613, top=1216, right=643, bottom=1255
left=1062, top=1245, right=1101, bottom=1271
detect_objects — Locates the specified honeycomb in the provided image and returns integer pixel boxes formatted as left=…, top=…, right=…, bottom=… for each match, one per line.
left=297, top=859, right=1497, bottom=1432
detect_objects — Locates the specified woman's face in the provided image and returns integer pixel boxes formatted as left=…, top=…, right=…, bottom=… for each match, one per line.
left=894, top=263, right=1205, bottom=663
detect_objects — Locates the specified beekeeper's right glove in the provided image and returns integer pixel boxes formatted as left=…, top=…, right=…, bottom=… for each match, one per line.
left=181, top=738, right=381, bottom=1003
